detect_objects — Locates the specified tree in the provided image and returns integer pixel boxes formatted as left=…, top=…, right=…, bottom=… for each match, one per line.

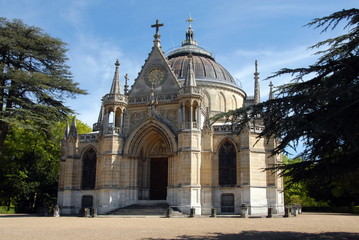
left=0, top=117, right=91, bottom=212
left=0, top=18, right=87, bottom=157
left=214, top=9, right=359, bottom=204
left=282, top=156, right=329, bottom=207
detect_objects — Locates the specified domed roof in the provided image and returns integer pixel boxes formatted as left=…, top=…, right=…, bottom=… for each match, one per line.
left=167, top=22, right=237, bottom=86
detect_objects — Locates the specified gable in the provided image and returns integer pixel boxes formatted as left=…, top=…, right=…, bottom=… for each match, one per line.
left=128, top=44, right=180, bottom=99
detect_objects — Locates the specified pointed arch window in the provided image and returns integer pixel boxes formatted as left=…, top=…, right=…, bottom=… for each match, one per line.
left=219, top=140, right=236, bottom=185
left=82, top=148, right=97, bottom=190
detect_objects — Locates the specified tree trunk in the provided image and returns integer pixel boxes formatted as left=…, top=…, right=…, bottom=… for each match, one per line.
left=0, top=121, right=8, bottom=158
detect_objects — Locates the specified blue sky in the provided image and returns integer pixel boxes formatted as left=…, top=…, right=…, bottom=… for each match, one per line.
left=1, top=0, right=357, bottom=131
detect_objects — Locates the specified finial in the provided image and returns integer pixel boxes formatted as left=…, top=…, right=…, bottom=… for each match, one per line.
left=151, top=19, right=164, bottom=42
left=64, top=121, right=70, bottom=138
left=184, top=52, right=196, bottom=88
left=254, top=60, right=260, bottom=104
left=182, top=16, right=198, bottom=46
left=110, top=59, right=121, bottom=94
left=124, top=73, right=129, bottom=94
left=269, top=81, right=274, bottom=100
left=69, top=117, right=78, bottom=138
left=71, top=116, right=76, bottom=127
left=186, top=16, right=195, bottom=26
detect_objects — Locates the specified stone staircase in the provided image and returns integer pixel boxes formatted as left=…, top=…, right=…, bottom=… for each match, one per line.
left=106, top=201, right=186, bottom=217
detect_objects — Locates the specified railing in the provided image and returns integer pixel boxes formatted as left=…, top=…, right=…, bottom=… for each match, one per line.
left=128, top=93, right=178, bottom=104
left=250, top=125, right=264, bottom=133
left=213, top=124, right=241, bottom=133
left=105, top=124, right=122, bottom=135
left=79, top=133, right=99, bottom=143
left=180, top=122, right=199, bottom=130
left=102, top=94, right=128, bottom=104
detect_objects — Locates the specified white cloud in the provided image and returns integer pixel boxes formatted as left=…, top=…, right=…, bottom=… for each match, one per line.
left=65, top=32, right=141, bottom=126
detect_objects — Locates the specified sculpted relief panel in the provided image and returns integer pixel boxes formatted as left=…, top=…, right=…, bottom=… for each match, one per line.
left=158, top=109, right=178, bottom=130
left=130, top=111, right=146, bottom=125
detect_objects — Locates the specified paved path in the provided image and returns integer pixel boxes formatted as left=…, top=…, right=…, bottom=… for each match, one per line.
left=1, top=213, right=358, bottom=239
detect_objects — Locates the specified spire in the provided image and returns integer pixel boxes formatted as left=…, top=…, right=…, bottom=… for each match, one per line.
left=64, top=121, right=69, bottom=138
left=110, top=59, right=121, bottom=94
left=269, top=81, right=274, bottom=100
left=69, top=117, right=78, bottom=138
left=97, top=105, right=104, bottom=123
left=124, top=73, right=129, bottom=95
left=151, top=19, right=164, bottom=47
left=184, top=53, right=196, bottom=87
left=254, top=60, right=260, bottom=104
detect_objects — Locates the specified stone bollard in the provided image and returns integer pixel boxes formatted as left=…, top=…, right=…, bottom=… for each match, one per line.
left=166, top=208, right=173, bottom=218
left=91, top=208, right=97, bottom=217
left=291, top=205, right=297, bottom=217
left=240, top=204, right=248, bottom=218
left=211, top=208, right=217, bottom=218
left=189, top=208, right=195, bottom=218
left=84, top=208, right=90, bottom=218
left=298, top=206, right=302, bottom=214
left=53, top=205, right=60, bottom=217
left=283, top=207, right=290, bottom=218
left=267, top=207, right=273, bottom=218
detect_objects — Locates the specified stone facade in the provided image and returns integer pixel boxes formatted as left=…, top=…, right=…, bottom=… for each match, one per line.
left=57, top=20, right=284, bottom=216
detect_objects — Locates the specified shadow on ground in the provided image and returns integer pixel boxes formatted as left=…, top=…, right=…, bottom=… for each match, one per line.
left=145, top=231, right=359, bottom=240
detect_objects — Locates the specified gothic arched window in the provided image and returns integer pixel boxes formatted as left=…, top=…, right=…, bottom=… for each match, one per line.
left=82, top=148, right=97, bottom=190
left=219, top=140, right=236, bottom=185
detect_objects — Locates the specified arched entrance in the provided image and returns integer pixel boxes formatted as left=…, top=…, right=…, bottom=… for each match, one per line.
left=124, top=120, right=177, bottom=201
left=138, top=132, right=169, bottom=200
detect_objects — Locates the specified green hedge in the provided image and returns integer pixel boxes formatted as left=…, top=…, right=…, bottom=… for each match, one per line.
left=0, top=206, right=15, bottom=214
left=302, top=206, right=359, bottom=213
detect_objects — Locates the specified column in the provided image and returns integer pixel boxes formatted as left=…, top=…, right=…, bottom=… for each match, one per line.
left=190, top=103, right=193, bottom=129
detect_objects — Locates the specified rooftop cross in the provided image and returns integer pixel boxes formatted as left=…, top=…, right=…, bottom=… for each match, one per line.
left=124, top=73, right=129, bottom=95
left=151, top=19, right=164, bottom=35
left=186, top=16, right=195, bottom=26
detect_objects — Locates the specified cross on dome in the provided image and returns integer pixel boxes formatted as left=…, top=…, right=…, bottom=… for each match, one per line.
left=186, top=16, right=195, bottom=26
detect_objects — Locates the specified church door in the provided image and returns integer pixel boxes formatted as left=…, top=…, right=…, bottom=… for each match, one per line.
left=150, top=158, right=168, bottom=200
left=221, top=193, right=235, bottom=213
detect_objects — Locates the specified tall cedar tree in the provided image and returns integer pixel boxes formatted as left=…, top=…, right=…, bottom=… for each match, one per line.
left=0, top=117, right=91, bottom=212
left=213, top=9, right=359, bottom=190
left=0, top=18, right=86, bottom=157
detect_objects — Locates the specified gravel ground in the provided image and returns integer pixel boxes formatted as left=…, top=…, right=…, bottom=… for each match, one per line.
left=1, top=212, right=358, bottom=240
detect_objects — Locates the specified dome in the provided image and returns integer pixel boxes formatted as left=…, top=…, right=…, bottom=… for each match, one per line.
left=168, top=53, right=236, bottom=85
left=167, top=23, right=237, bottom=86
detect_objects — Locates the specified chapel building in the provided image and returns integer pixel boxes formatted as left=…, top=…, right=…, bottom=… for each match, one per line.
left=58, top=19, right=284, bottom=216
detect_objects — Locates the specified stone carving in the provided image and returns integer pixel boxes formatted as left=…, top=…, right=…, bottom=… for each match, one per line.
left=150, top=141, right=166, bottom=156
left=158, top=109, right=178, bottom=127
left=130, top=111, right=146, bottom=124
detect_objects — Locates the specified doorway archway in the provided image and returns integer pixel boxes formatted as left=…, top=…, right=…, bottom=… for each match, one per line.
left=124, top=120, right=177, bottom=201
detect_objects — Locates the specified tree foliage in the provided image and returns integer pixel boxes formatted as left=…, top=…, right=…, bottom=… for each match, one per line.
left=282, top=156, right=329, bottom=207
left=0, top=18, right=87, bottom=156
left=214, top=9, right=359, bottom=204
left=0, top=117, right=91, bottom=212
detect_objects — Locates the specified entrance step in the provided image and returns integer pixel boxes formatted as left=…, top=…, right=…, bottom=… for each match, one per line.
left=106, top=201, right=169, bottom=216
